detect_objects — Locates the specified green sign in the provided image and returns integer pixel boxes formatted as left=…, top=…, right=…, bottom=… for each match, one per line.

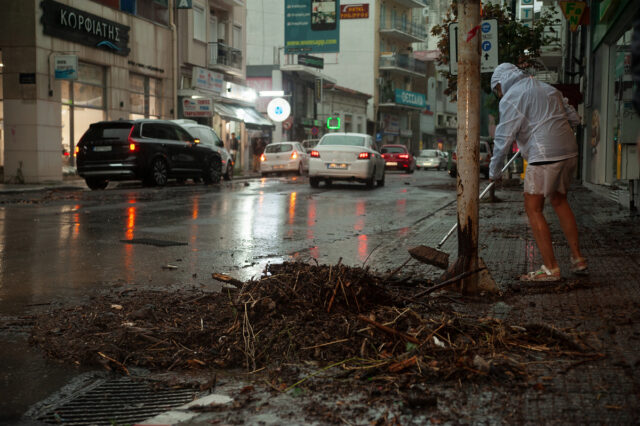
left=176, top=0, right=192, bottom=9
left=327, top=117, right=341, bottom=129
left=285, top=0, right=340, bottom=54
left=298, top=54, right=324, bottom=69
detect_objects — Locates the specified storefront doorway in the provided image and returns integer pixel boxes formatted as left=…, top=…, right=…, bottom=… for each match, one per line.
left=60, top=62, right=106, bottom=170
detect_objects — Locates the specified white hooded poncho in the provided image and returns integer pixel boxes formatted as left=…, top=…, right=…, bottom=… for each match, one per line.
left=489, top=63, right=580, bottom=179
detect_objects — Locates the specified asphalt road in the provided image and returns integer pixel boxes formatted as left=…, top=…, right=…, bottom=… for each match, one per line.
left=0, top=169, right=460, bottom=422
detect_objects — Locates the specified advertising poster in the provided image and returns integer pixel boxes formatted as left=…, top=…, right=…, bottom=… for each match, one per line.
left=285, top=0, right=340, bottom=54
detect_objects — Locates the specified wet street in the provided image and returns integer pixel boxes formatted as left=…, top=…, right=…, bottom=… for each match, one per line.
left=0, top=170, right=458, bottom=421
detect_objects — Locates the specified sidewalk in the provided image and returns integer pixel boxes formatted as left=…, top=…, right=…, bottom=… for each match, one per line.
left=135, top=184, right=640, bottom=425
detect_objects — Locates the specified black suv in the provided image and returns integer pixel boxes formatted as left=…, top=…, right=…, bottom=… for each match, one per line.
left=76, top=120, right=222, bottom=190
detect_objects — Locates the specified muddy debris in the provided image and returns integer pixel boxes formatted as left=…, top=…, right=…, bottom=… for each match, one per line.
left=30, top=262, right=602, bottom=392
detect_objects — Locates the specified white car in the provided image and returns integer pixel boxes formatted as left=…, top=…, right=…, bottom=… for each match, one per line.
left=260, top=141, right=308, bottom=176
left=172, top=119, right=234, bottom=180
left=308, top=133, right=385, bottom=188
left=416, top=149, right=447, bottom=170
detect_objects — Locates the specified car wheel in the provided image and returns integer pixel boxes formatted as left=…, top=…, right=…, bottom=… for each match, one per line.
left=310, top=177, right=320, bottom=188
left=85, top=178, right=108, bottom=190
left=448, top=168, right=456, bottom=178
left=377, top=170, right=385, bottom=187
left=366, top=168, right=376, bottom=188
left=224, top=163, right=233, bottom=181
left=203, top=159, right=222, bottom=184
left=149, top=157, right=168, bottom=187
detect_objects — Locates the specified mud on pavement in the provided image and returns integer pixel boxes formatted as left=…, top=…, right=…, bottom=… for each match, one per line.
left=28, top=261, right=604, bottom=424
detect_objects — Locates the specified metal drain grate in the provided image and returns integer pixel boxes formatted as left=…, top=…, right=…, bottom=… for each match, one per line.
left=36, top=377, right=199, bottom=425
left=121, top=238, right=188, bottom=247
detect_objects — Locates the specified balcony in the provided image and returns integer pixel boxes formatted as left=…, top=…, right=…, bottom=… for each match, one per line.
left=379, top=54, right=426, bottom=77
left=379, top=18, right=426, bottom=43
left=208, top=42, right=243, bottom=76
left=389, top=0, right=426, bottom=8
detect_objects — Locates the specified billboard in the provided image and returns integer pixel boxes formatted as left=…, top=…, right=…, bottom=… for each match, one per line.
left=285, top=0, right=340, bottom=54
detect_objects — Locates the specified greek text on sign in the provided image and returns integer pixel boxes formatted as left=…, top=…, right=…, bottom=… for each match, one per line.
left=559, top=1, right=586, bottom=32
left=340, top=3, right=369, bottom=19
left=394, top=89, right=426, bottom=109
left=183, top=98, right=213, bottom=117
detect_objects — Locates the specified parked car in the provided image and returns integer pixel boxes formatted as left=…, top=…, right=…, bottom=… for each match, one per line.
left=308, top=133, right=385, bottom=188
left=301, top=139, right=319, bottom=153
left=381, top=144, right=416, bottom=173
left=260, top=141, right=308, bottom=176
left=76, top=119, right=222, bottom=190
left=172, top=119, right=233, bottom=180
left=416, top=149, right=447, bottom=170
left=448, top=140, right=492, bottom=178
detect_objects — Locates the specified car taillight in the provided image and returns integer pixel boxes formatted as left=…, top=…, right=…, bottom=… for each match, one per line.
left=291, top=151, right=298, bottom=160
left=74, top=146, right=79, bottom=157
left=260, top=154, right=266, bottom=162
left=127, top=125, right=136, bottom=151
left=398, top=154, right=409, bottom=159
left=358, top=152, right=370, bottom=159
left=310, top=150, right=320, bottom=158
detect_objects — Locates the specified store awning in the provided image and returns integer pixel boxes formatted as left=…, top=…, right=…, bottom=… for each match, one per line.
left=235, top=106, right=274, bottom=129
left=214, top=103, right=243, bottom=121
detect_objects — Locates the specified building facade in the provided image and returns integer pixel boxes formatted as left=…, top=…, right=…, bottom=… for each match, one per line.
left=0, top=0, right=174, bottom=183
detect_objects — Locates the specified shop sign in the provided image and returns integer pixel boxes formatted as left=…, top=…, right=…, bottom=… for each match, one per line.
left=183, top=98, right=213, bottom=117
left=41, top=0, right=130, bottom=56
left=284, top=0, right=340, bottom=54
left=267, top=98, right=291, bottom=122
left=223, top=81, right=258, bottom=103
left=380, top=113, right=399, bottom=135
left=400, top=129, right=413, bottom=137
left=394, top=89, right=426, bottom=109
left=176, top=0, right=192, bottom=9
left=298, top=54, right=324, bottom=69
left=192, top=67, right=224, bottom=93
left=54, top=55, right=78, bottom=80
left=559, top=1, right=586, bottom=32
left=340, top=4, right=369, bottom=20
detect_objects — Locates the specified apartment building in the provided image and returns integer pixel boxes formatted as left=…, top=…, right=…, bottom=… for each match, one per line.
left=0, top=0, right=174, bottom=183
left=175, top=0, right=273, bottom=172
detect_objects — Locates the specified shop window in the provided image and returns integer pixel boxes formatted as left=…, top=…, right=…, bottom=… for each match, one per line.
left=60, top=63, right=106, bottom=168
left=129, top=73, right=162, bottom=119
left=193, top=3, right=206, bottom=41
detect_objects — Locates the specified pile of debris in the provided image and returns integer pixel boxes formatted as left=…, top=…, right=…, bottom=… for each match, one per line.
left=30, top=262, right=598, bottom=387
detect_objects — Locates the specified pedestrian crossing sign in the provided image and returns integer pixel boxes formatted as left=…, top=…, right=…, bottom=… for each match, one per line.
left=559, top=1, right=586, bottom=32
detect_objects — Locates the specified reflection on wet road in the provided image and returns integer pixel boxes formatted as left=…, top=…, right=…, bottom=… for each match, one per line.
left=0, top=173, right=455, bottom=316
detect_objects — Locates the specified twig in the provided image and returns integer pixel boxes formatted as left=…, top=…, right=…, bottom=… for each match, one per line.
left=327, top=279, right=340, bottom=313
left=242, top=303, right=256, bottom=371
left=412, top=267, right=486, bottom=298
left=357, top=315, right=419, bottom=344
left=301, top=338, right=350, bottom=350
left=363, top=242, right=384, bottom=267
left=98, top=352, right=129, bottom=375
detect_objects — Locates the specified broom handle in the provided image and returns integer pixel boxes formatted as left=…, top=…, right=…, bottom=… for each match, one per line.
left=437, top=151, right=522, bottom=249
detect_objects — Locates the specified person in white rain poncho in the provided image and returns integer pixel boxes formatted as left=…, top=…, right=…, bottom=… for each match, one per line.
left=489, top=63, right=587, bottom=282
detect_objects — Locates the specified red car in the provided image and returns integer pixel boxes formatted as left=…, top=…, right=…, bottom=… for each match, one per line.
left=381, top=144, right=416, bottom=173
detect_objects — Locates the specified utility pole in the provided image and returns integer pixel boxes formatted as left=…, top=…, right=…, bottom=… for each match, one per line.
left=455, top=0, right=482, bottom=294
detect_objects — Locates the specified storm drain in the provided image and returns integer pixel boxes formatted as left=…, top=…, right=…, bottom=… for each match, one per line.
left=121, top=238, right=188, bottom=247
left=35, top=377, right=199, bottom=425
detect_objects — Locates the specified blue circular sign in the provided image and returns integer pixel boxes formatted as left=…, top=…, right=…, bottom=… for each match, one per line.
left=482, top=41, right=492, bottom=52
left=482, top=22, right=491, bottom=33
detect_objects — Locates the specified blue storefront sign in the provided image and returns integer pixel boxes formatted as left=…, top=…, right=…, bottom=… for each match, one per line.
left=394, top=89, right=426, bottom=109
left=284, top=0, right=340, bottom=54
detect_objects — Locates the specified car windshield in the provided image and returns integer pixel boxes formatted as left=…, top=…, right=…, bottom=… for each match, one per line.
left=419, top=150, right=437, bottom=157
left=319, top=135, right=365, bottom=147
left=265, top=143, right=293, bottom=153
left=381, top=146, right=406, bottom=154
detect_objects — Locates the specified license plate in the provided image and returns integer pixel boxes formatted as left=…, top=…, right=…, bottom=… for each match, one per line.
left=94, top=146, right=112, bottom=152
left=273, top=165, right=285, bottom=169
left=327, top=163, right=348, bottom=169
left=386, top=162, right=397, bottom=166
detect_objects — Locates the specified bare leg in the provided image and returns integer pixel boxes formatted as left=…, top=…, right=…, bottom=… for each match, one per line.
left=524, top=193, right=559, bottom=270
left=549, top=191, right=583, bottom=260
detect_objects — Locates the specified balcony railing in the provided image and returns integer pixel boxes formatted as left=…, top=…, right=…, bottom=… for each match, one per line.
left=379, top=54, right=427, bottom=75
left=208, top=42, right=242, bottom=70
left=380, top=18, right=426, bottom=40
